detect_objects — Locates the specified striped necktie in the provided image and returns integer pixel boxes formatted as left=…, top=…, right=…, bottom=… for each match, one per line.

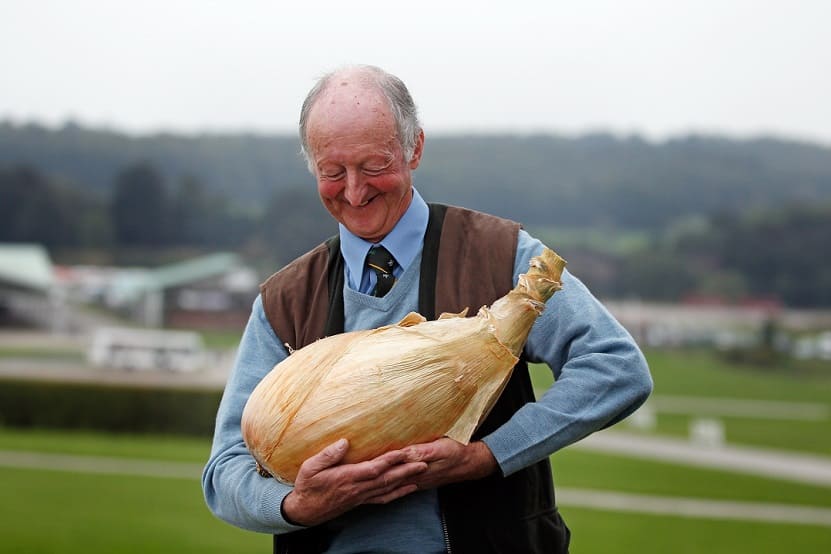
left=366, top=246, right=397, bottom=297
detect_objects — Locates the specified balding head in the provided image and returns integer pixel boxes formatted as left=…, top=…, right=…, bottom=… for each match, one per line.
left=299, top=65, right=422, bottom=173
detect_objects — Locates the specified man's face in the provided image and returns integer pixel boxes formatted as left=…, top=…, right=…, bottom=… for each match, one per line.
left=306, top=84, right=423, bottom=243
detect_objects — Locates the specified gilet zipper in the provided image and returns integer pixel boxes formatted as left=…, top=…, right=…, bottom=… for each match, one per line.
left=440, top=509, right=452, bottom=553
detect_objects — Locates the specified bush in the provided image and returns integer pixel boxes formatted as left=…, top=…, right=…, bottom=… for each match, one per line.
left=0, top=379, right=222, bottom=436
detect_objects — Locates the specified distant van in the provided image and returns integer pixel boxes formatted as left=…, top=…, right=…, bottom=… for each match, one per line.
left=88, top=326, right=205, bottom=372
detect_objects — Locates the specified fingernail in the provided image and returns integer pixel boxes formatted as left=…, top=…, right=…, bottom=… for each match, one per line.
left=336, top=438, right=348, bottom=449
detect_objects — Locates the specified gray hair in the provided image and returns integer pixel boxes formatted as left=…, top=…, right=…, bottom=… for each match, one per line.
left=298, top=65, right=422, bottom=173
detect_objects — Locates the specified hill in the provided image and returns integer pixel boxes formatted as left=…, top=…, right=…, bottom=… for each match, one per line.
left=3, top=121, right=831, bottom=306
left=3, top=121, right=831, bottom=230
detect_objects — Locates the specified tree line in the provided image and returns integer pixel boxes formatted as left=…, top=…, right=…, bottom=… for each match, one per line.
left=3, top=121, right=831, bottom=231
left=615, top=202, right=831, bottom=307
left=3, top=121, right=831, bottom=307
left=0, top=162, right=333, bottom=269
left=3, top=160, right=830, bottom=307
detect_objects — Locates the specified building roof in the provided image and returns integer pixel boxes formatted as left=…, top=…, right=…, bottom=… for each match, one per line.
left=149, top=252, right=240, bottom=290
left=109, top=252, right=242, bottom=303
left=0, top=243, right=53, bottom=292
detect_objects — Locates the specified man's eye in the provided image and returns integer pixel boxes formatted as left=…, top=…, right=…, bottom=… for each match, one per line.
left=363, top=168, right=384, bottom=176
left=321, top=170, right=344, bottom=180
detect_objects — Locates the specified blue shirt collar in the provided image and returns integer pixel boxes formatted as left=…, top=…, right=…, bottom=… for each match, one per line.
left=339, top=188, right=429, bottom=291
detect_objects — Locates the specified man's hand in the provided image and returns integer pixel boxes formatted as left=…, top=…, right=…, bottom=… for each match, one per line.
left=400, top=438, right=498, bottom=490
left=281, top=439, right=428, bottom=527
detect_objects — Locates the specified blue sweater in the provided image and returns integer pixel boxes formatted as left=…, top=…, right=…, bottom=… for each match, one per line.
left=202, top=229, right=652, bottom=553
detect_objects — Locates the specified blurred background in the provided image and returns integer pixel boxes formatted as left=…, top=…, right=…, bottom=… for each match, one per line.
left=1, top=1, right=829, bottom=552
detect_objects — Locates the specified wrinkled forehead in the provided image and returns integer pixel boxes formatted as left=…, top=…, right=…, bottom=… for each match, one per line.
left=306, top=81, right=398, bottom=149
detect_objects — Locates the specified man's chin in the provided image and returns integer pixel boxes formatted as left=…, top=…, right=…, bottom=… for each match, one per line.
left=347, top=223, right=385, bottom=242
left=341, top=212, right=383, bottom=238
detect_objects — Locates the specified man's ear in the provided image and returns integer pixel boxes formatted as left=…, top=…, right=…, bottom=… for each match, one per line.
left=409, top=129, right=425, bottom=170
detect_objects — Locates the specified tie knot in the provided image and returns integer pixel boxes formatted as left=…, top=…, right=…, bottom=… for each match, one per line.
left=366, top=246, right=397, bottom=297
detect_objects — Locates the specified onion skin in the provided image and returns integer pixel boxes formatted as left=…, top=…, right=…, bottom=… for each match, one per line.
left=242, top=247, right=566, bottom=484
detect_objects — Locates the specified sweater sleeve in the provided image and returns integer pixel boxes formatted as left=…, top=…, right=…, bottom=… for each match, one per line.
left=481, top=230, right=653, bottom=476
left=201, top=295, right=307, bottom=534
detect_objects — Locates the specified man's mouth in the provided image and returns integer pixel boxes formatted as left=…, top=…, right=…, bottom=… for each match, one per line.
left=355, top=195, right=378, bottom=208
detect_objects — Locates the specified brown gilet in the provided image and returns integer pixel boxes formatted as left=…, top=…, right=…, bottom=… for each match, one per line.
left=259, top=204, right=569, bottom=554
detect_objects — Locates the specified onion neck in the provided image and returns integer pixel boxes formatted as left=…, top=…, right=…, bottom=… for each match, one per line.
left=485, top=248, right=566, bottom=357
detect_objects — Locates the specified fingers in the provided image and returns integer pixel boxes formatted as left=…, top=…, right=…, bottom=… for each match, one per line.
left=352, top=449, right=421, bottom=481
left=357, top=460, right=427, bottom=505
left=398, top=438, right=498, bottom=492
left=401, top=437, right=458, bottom=463
left=288, top=461, right=426, bottom=524
left=298, top=438, right=349, bottom=477
left=351, top=457, right=428, bottom=492
left=286, top=441, right=439, bottom=525
left=365, top=483, right=419, bottom=505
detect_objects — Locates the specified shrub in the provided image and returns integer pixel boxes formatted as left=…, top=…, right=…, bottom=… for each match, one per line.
left=0, top=379, right=222, bottom=436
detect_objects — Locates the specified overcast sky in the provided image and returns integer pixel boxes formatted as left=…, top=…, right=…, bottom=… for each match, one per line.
left=2, top=0, right=829, bottom=144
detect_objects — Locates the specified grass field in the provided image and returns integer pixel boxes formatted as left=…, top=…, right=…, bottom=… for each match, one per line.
left=0, top=467, right=268, bottom=554
left=531, top=348, right=831, bottom=456
left=1, top=348, right=829, bottom=552
left=633, top=349, right=831, bottom=456
left=1, top=462, right=828, bottom=554
left=562, top=507, right=831, bottom=553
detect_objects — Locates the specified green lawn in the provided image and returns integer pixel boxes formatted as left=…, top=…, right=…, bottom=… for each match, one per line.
left=4, top=426, right=827, bottom=510
left=648, top=412, right=831, bottom=455
left=0, top=467, right=268, bottom=554
left=1, top=347, right=829, bottom=552
left=530, top=348, right=831, bottom=455
left=0, top=427, right=211, bottom=462
left=2, top=467, right=827, bottom=554
left=644, top=349, right=831, bottom=403
left=642, top=348, right=831, bottom=456
left=1, top=431, right=829, bottom=554
left=551, top=447, right=831, bottom=508
left=530, top=348, right=831, bottom=404
left=561, top=507, right=831, bottom=553
left=0, top=345, right=86, bottom=361
left=198, top=329, right=245, bottom=350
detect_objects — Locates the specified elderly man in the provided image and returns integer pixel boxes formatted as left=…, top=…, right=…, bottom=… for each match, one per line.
left=203, top=65, right=652, bottom=553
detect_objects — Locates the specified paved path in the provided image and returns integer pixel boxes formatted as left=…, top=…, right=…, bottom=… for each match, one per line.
left=647, top=394, right=829, bottom=421
left=0, top=450, right=204, bottom=479
left=558, top=487, right=831, bottom=527
left=576, top=430, right=831, bottom=488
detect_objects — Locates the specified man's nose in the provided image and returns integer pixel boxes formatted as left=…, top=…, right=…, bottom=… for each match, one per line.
left=343, top=171, right=369, bottom=206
